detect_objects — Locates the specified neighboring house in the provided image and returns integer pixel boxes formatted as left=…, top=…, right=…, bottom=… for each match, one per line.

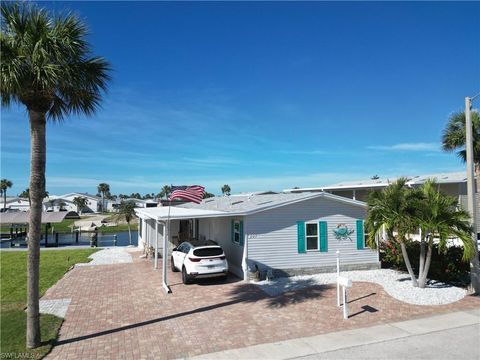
left=4, top=197, right=31, bottom=212
left=45, top=193, right=102, bottom=213
left=284, top=172, right=480, bottom=234
left=136, top=192, right=378, bottom=280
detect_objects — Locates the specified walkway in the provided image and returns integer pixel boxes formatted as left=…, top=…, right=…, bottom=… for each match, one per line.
left=44, top=252, right=480, bottom=359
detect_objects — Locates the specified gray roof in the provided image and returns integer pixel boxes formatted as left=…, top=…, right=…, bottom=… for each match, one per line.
left=179, top=191, right=366, bottom=215
left=0, top=211, right=80, bottom=224
left=284, top=171, right=468, bottom=192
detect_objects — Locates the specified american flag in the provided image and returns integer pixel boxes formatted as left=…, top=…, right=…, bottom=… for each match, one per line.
left=168, top=185, right=205, bottom=204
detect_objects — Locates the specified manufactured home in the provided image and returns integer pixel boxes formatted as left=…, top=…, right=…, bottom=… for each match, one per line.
left=135, top=192, right=379, bottom=280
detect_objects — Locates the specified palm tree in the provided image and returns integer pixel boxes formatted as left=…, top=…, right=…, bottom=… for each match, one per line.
left=1, top=179, right=13, bottom=210
left=365, top=178, right=419, bottom=286
left=442, top=110, right=480, bottom=189
left=413, top=180, right=475, bottom=288
left=97, top=183, right=110, bottom=212
left=72, top=196, right=88, bottom=215
left=1, top=2, right=110, bottom=348
left=116, top=200, right=136, bottom=245
left=159, top=185, right=171, bottom=199
left=221, top=184, right=231, bottom=196
left=20, top=188, right=48, bottom=206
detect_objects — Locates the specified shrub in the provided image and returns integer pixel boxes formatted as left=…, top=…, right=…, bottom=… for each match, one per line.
left=380, top=240, right=471, bottom=286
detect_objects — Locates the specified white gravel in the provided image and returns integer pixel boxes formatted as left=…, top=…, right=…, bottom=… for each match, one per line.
left=254, top=269, right=467, bottom=305
left=76, top=247, right=133, bottom=266
left=39, top=298, right=71, bottom=318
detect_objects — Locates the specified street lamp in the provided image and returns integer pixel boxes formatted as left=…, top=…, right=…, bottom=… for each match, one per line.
left=465, top=93, right=480, bottom=294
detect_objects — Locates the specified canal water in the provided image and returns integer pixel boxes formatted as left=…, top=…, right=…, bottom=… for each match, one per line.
left=1, top=230, right=138, bottom=248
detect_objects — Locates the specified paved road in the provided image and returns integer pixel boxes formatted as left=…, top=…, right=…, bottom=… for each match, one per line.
left=296, top=323, right=480, bottom=360
left=192, top=310, right=480, bottom=360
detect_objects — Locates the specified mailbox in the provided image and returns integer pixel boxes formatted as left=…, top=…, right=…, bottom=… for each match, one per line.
left=337, top=276, right=352, bottom=288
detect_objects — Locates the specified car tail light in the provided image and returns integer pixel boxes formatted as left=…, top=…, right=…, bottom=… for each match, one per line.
left=188, top=257, right=201, bottom=262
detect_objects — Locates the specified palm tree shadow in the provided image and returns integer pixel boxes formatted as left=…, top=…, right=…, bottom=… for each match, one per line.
left=228, top=278, right=329, bottom=308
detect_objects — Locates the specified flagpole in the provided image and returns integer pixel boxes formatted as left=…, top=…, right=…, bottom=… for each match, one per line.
left=162, top=198, right=172, bottom=294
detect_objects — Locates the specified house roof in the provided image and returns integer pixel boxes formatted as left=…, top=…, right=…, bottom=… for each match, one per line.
left=59, top=192, right=102, bottom=200
left=0, top=211, right=80, bottom=224
left=284, top=171, right=468, bottom=192
left=136, top=192, right=366, bottom=221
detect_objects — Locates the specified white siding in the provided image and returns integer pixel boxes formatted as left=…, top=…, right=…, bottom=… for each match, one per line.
left=246, top=197, right=378, bottom=271
left=198, top=217, right=244, bottom=277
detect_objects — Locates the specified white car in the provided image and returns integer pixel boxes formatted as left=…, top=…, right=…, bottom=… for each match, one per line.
left=171, top=241, right=229, bottom=284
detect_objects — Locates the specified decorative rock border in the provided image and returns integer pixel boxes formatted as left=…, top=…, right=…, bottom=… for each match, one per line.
left=254, top=269, right=467, bottom=305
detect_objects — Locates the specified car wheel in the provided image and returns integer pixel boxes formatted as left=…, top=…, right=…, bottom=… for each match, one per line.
left=171, top=257, right=178, bottom=272
left=182, top=267, right=191, bottom=284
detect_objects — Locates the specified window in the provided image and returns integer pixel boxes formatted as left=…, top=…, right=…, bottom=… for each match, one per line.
left=233, top=220, right=241, bottom=244
left=306, top=223, right=319, bottom=251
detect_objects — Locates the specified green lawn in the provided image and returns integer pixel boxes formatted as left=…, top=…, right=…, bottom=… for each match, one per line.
left=0, top=249, right=97, bottom=358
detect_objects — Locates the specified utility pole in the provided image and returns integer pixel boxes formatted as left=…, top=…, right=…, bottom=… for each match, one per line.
left=465, top=95, right=480, bottom=294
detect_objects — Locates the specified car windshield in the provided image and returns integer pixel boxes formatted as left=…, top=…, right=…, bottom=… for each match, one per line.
left=193, top=247, right=223, bottom=257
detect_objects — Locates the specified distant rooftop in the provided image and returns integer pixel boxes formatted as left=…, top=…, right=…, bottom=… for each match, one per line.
left=284, top=171, right=468, bottom=192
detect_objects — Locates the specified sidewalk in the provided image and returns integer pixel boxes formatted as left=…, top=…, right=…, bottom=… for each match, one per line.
left=191, top=309, right=480, bottom=360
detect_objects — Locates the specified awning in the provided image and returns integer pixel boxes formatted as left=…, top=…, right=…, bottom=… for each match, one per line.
left=135, top=207, right=228, bottom=221
left=0, top=211, right=80, bottom=224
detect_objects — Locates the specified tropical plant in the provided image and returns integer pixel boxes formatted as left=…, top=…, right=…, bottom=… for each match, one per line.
left=203, top=191, right=215, bottom=199
left=1, top=2, right=110, bottom=348
left=441, top=110, right=480, bottom=293
left=412, top=180, right=474, bottom=288
left=72, top=196, right=88, bottom=214
left=159, top=185, right=171, bottom=199
left=19, top=188, right=48, bottom=206
left=366, top=179, right=475, bottom=288
left=221, top=184, right=231, bottom=196
left=442, top=110, right=480, bottom=188
left=116, top=200, right=136, bottom=245
left=1, top=178, right=13, bottom=210
left=365, top=178, right=419, bottom=286
left=97, top=183, right=110, bottom=212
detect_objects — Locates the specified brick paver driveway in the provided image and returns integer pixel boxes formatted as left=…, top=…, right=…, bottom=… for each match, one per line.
left=45, top=252, right=479, bottom=359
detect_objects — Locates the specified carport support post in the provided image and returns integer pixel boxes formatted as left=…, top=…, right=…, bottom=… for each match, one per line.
left=155, top=221, right=158, bottom=269
left=162, top=220, right=171, bottom=293
left=242, top=222, right=248, bottom=281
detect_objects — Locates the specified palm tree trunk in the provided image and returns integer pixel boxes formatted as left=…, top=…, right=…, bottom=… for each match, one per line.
left=419, top=239, right=425, bottom=282
left=3, top=190, right=7, bottom=210
left=26, top=110, right=46, bottom=348
left=128, top=222, right=132, bottom=245
left=400, top=241, right=418, bottom=287
left=419, top=243, right=433, bottom=288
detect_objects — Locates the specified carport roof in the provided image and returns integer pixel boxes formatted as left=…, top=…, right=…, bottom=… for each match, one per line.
left=135, top=207, right=228, bottom=221
left=0, top=211, right=80, bottom=224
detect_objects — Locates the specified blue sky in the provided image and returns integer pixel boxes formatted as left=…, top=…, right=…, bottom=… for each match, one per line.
left=1, top=1, right=480, bottom=196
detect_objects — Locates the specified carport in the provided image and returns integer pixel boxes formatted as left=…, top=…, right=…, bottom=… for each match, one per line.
left=135, top=206, right=246, bottom=293
left=0, top=211, right=80, bottom=246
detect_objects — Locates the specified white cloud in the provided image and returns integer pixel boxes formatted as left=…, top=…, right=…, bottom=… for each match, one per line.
left=367, top=142, right=440, bottom=152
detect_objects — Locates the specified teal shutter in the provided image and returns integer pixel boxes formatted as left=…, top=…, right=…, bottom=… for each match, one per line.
left=319, top=221, right=328, bottom=252
left=297, top=221, right=306, bottom=253
left=231, top=219, right=235, bottom=243
left=239, top=221, right=244, bottom=246
left=356, top=220, right=364, bottom=250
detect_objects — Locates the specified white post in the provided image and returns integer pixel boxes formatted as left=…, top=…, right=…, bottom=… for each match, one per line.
left=352, top=190, right=356, bottom=201
left=163, top=218, right=171, bottom=293
left=343, top=286, right=348, bottom=319
left=155, top=221, right=158, bottom=269
left=242, top=221, right=248, bottom=281
left=336, top=250, right=340, bottom=307
left=466, top=96, right=480, bottom=294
